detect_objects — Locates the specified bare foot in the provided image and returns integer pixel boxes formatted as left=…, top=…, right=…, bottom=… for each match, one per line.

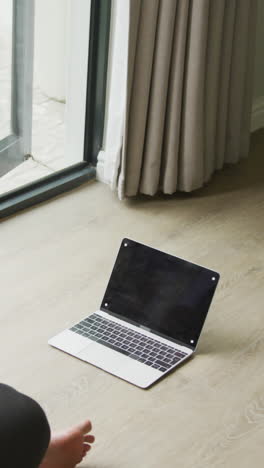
left=39, top=419, right=95, bottom=468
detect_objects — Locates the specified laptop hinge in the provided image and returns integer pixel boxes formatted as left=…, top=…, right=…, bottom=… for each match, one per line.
left=139, top=324, right=151, bottom=332
left=100, top=308, right=194, bottom=352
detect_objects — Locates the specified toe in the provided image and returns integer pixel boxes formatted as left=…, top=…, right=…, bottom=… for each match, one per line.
left=77, top=419, right=92, bottom=434
left=84, top=434, right=95, bottom=443
left=82, top=444, right=91, bottom=456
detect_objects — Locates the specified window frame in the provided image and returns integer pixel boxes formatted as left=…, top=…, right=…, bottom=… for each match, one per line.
left=0, top=0, right=112, bottom=218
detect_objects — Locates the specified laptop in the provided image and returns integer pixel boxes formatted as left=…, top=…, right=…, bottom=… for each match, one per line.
left=49, top=238, right=220, bottom=388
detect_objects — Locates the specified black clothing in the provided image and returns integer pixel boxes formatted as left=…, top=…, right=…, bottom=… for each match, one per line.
left=0, top=383, right=50, bottom=468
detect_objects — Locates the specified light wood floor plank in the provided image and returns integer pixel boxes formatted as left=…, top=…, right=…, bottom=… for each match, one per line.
left=0, top=130, right=264, bottom=467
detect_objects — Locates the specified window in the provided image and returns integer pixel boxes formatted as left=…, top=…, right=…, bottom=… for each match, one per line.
left=0, top=0, right=111, bottom=218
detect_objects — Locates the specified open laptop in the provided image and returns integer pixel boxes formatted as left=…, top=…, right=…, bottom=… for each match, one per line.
left=49, top=238, right=220, bottom=388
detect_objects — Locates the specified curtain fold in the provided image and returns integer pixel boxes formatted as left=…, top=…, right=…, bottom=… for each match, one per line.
left=116, top=0, right=257, bottom=198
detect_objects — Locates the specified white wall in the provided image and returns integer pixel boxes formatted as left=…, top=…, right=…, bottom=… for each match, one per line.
left=34, top=0, right=70, bottom=101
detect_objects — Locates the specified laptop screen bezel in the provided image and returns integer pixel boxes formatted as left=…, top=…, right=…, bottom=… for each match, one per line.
left=100, top=238, right=220, bottom=351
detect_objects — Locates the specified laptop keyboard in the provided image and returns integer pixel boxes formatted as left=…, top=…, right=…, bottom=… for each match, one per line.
left=70, top=313, right=188, bottom=373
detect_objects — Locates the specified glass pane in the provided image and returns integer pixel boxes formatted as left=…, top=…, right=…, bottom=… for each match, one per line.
left=0, top=0, right=13, bottom=140
left=0, top=0, right=91, bottom=194
left=32, top=0, right=89, bottom=171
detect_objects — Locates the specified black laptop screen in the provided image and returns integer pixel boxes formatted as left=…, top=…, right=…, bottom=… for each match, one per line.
left=101, top=239, right=219, bottom=348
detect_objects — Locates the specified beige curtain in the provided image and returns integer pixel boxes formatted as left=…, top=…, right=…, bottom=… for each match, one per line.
left=115, top=0, right=257, bottom=198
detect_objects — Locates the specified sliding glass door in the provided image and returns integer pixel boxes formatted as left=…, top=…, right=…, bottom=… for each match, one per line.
left=0, top=0, right=34, bottom=177
left=0, top=0, right=111, bottom=218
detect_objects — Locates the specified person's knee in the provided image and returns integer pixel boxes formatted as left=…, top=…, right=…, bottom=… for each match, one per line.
left=0, top=384, right=51, bottom=468
left=0, top=385, right=50, bottom=441
left=20, top=393, right=51, bottom=447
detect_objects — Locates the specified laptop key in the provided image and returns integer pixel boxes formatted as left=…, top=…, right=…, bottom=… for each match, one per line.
left=175, top=351, right=185, bottom=358
left=155, top=359, right=170, bottom=369
left=145, top=361, right=153, bottom=366
left=145, top=345, right=152, bottom=350
left=96, top=338, right=130, bottom=356
left=147, top=355, right=155, bottom=362
left=171, top=357, right=181, bottom=364
left=157, top=354, right=165, bottom=360
left=129, top=354, right=140, bottom=361
left=101, top=335, right=109, bottom=340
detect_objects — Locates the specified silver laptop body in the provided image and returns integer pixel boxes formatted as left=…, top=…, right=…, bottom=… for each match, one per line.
left=49, top=239, right=220, bottom=388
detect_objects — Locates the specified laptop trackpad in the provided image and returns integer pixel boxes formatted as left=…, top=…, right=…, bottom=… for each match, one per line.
left=77, top=341, right=160, bottom=388
left=78, top=341, right=129, bottom=372
left=49, top=329, right=93, bottom=356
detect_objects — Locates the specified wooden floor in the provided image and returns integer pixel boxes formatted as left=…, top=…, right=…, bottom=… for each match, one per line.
left=1, top=130, right=264, bottom=467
